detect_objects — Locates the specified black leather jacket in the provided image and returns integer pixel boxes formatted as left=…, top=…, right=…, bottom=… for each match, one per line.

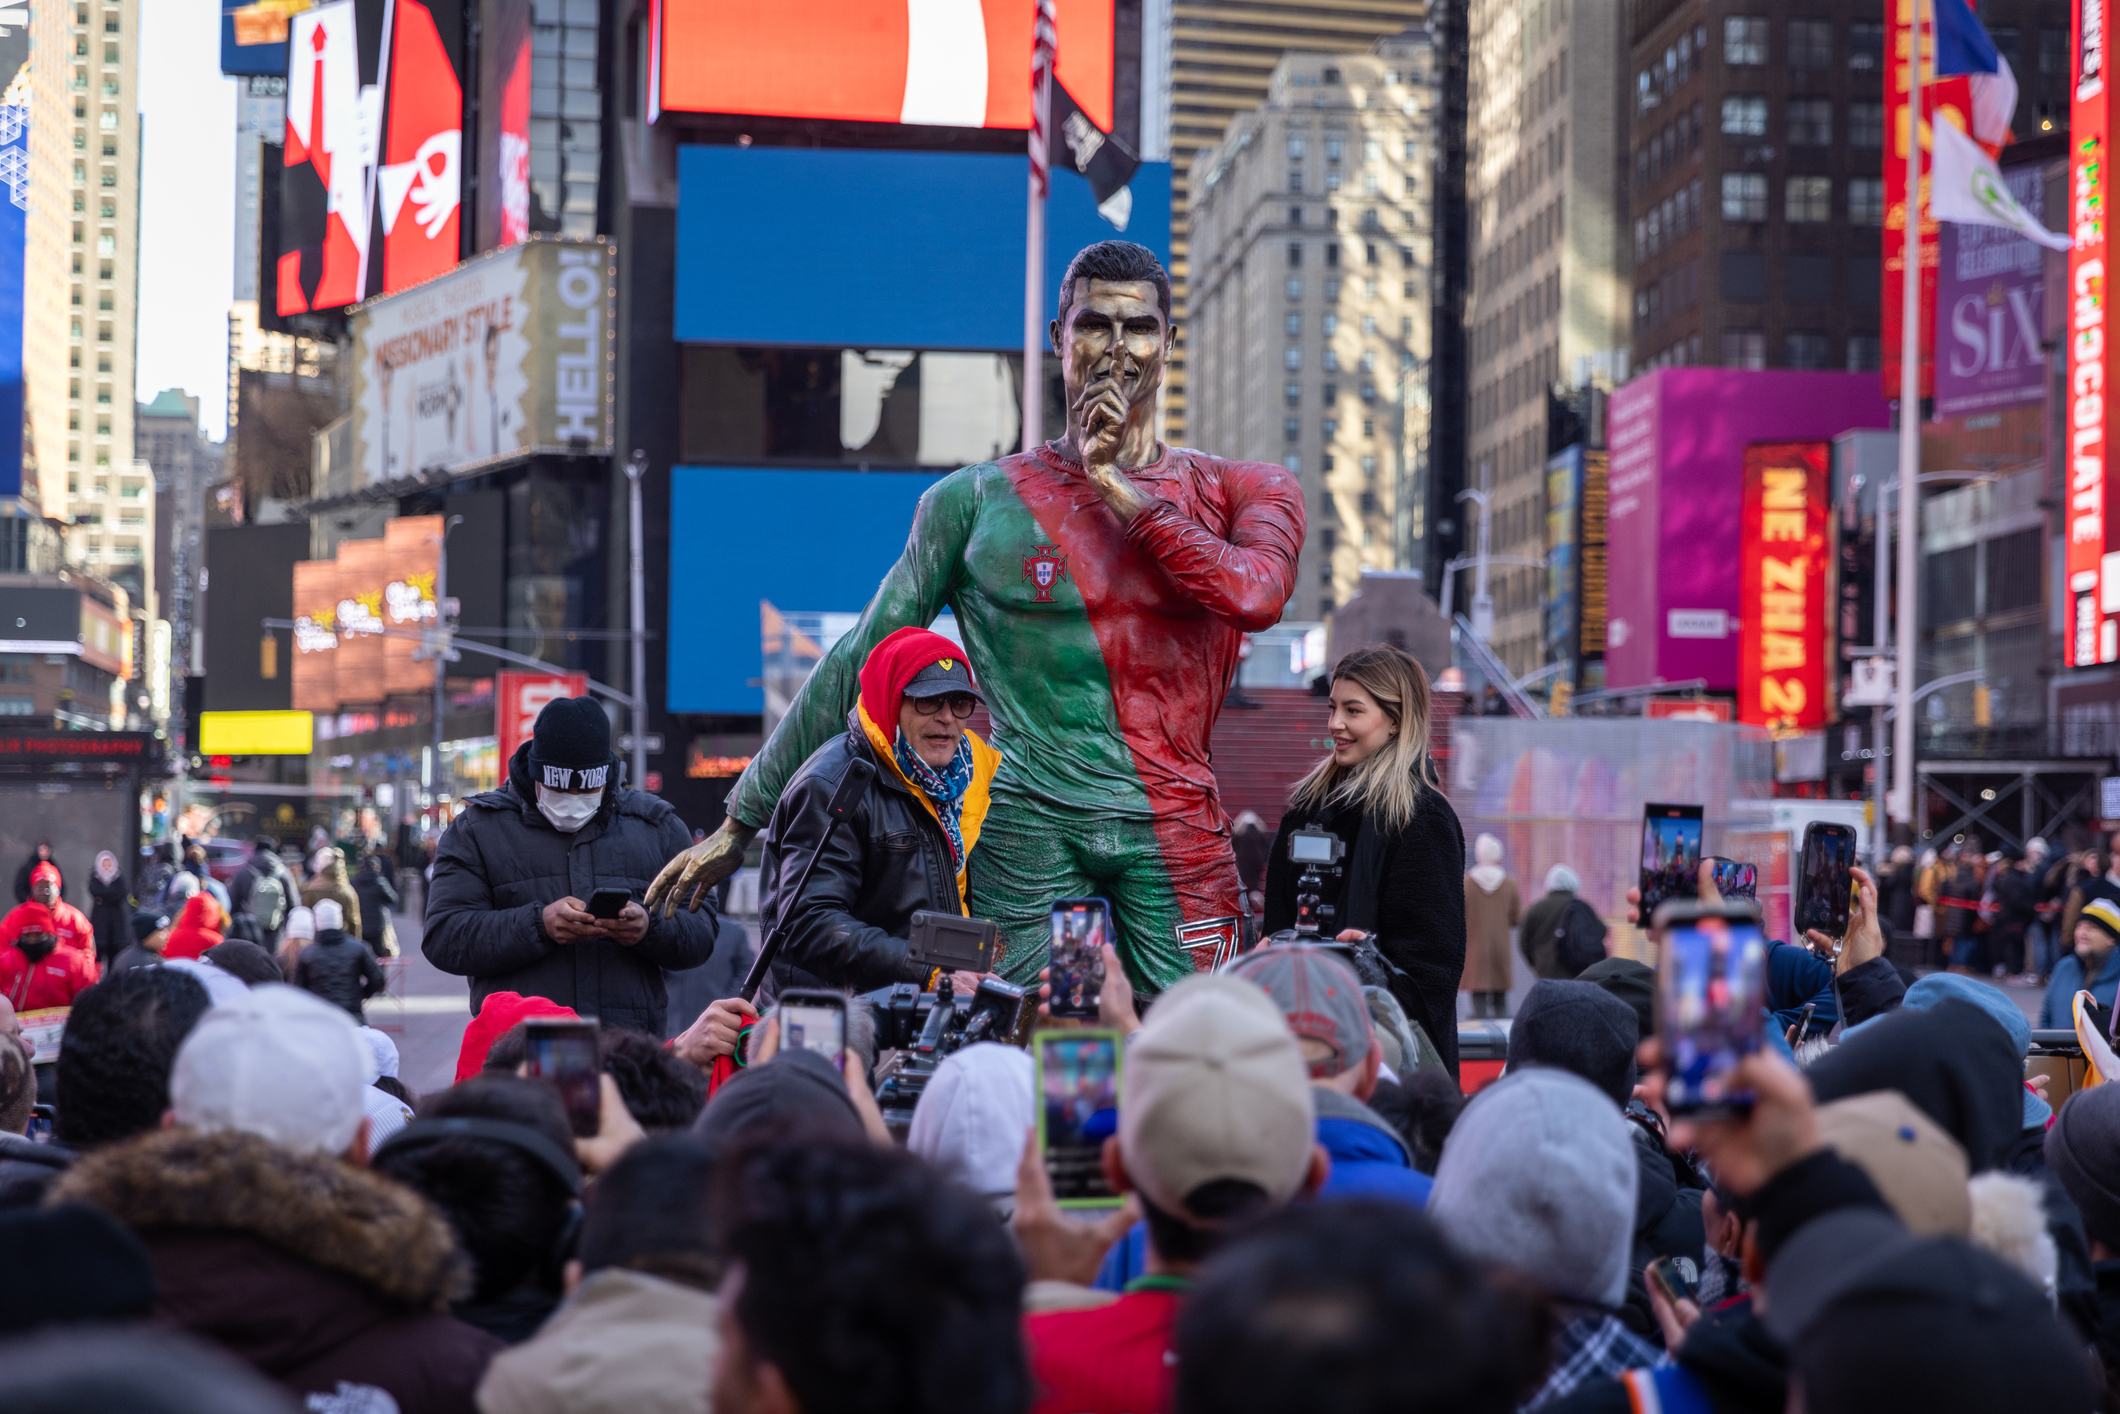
left=756, top=721, right=967, bottom=1005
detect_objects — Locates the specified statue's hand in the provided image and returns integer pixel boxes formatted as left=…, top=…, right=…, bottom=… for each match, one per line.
left=1080, top=384, right=1129, bottom=472
left=646, top=818, right=757, bottom=917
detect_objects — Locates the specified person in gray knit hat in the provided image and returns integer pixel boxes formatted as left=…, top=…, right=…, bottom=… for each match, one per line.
left=1429, top=1067, right=1654, bottom=1410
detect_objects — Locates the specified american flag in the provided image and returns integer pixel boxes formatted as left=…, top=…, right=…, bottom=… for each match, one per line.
left=1029, top=0, right=1056, bottom=200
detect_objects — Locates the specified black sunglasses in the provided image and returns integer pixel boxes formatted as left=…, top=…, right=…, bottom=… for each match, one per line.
left=909, top=694, right=979, bottom=719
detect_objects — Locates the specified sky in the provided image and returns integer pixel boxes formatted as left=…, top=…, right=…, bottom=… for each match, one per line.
left=136, top=0, right=237, bottom=442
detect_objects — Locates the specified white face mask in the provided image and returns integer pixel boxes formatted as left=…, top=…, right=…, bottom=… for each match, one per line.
left=536, top=785, right=602, bottom=833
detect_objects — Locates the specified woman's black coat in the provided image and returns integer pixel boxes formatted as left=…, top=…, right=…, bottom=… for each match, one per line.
left=1263, top=779, right=1468, bottom=1077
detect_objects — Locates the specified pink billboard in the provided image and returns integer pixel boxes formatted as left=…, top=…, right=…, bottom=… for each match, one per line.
left=1605, top=369, right=1892, bottom=692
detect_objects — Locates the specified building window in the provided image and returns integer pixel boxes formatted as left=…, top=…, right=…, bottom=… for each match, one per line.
left=1285, top=417, right=1301, bottom=441
left=1325, top=138, right=1343, bottom=162
left=2043, top=27, right=2068, bottom=74
left=1786, top=332, right=1831, bottom=368
left=1788, top=98, right=1832, bottom=145
left=1850, top=102, right=1884, bottom=147
left=1285, top=381, right=1302, bottom=407
left=1287, top=312, right=1302, bottom=336
left=1285, top=347, right=1303, bottom=370
left=1325, top=243, right=1340, bottom=267
left=1786, top=176, right=1832, bottom=222
left=1288, top=135, right=1305, bottom=160
left=1725, top=17, right=1769, bottom=65
left=1722, top=330, right=1766, bottom=369
left=1849, top=178, right=1885, bottom=225
left=1849, top=22, right=1884, bottom=70
left=1788, top=18, right=1832, bottom=67
left=1721, top=96, right=1768, bottom=136
left=1847, top=334, right=1881, bottom=371
left=1323, top=348, right=1341, bottom=372
left=1288, top=242, right=1303, bottom=267
left=1286, top=277, right=1302, bottom=300
left=1360, top=315, right=1377, bottom=335
left=1325, top=277, right=1341, bottom=299
left=1323, top=313, right=1339, bottom=336
left=1326, top=170, right=1342, bottom=190
left=1722, top=172, right=1768, bottom=221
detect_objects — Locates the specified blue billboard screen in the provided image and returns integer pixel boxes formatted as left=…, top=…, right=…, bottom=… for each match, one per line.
left=222, top=0, right=291, bottom=76
left=673, top=147, right=1171, bottom=349
left=666, top=466, right=945, bottom=714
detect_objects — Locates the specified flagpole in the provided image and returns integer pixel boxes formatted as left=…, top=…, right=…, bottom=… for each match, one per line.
left=1023, top=0, right=1055, bottom=454
left=1890, top=0, right=1923, bottom=841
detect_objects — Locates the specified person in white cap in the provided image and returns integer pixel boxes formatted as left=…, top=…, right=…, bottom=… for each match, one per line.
left=47, top=983, right=502, bottom=1410
left=1018, top=974, right=1326, bottom=1414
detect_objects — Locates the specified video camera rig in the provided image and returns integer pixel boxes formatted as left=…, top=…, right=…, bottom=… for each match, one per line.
left=867, top=909, right=1026, bottom=1134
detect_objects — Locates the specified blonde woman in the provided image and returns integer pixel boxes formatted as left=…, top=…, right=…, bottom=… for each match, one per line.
left=1262, top=645, right=1468, bottom=1079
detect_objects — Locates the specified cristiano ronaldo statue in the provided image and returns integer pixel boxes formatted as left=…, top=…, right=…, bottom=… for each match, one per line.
left=649, top=240, right=1305, bottom=994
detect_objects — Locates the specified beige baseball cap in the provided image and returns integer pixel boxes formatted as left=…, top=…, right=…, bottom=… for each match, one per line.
left=1815, top=1090, right=1971, bottom=1237
left=1117, top=974, right=1316, bottom=1218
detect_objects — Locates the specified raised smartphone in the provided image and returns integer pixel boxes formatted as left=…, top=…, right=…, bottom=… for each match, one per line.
left=1796, top=823, right=1859, bottom=937
left=1657, top=901, right=1767, bottom=1116
left=778, top=989, right=848, bottom=1070
left=1048, top=898, right=1111, bottom=1019
left=1036, top=1029, right=1123, bottom=1207
left=521, top=1017, right=603, bottom=1137
left=1640, top=803, right=1706, bottom=921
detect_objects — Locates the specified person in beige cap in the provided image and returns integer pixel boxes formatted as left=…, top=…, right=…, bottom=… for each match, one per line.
left=1019, top=974, right=1326, bottom=1414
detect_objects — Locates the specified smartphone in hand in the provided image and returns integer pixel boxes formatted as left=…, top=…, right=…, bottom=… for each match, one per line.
left=1657, top=900, right=1767, bottom=1116
left=522, top=1017, right=602, bottom=1137
left=1047, top=898, right=1111, bottom=1019
left=586, top=887, right=632, bottom=920
left=1036, top=1029, right=1124, bottom=1207
left=778, top=989, right=848, bottom=1070
left=1796, top=823, right=1858, bottom=937
left=1640, top=803, right=1705, bottom=921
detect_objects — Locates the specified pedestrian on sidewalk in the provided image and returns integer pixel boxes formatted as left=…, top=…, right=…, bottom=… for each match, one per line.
left=1463, top=833, right=1519, bottom=1019
left=294, top=899, right=386, bottom=1024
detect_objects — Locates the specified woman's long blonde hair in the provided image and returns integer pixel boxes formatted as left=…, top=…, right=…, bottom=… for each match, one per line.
left=1287, top=644, right=1437, bottom=835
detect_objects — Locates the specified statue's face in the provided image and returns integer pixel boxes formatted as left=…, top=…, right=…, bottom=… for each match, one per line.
left=1054, top=278, right=1169, bottom=425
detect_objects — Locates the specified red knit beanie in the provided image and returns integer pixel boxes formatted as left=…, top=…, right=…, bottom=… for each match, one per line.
left=857, top=627, right=974, bottom=734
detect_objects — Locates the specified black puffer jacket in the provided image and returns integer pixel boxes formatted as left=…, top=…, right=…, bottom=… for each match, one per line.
left=756, top=719, right=967, bottom=1005
left=422, top=743, right=719, bottom=1036
left=296, top=927, right=386, bottom=1021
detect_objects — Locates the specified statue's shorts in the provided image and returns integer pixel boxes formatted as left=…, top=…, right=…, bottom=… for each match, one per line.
left=968, top=790, right=1244, bottom=995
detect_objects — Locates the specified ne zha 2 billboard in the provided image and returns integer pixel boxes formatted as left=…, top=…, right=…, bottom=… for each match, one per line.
left=1738, top=442, right=1831, bottom=731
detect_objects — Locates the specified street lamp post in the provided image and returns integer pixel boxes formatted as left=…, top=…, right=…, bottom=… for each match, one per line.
left=428, top=516, right=463, bottom=807
left=625, top=451, right=649, bottom=793
left=1890, top=0, right=1924, bottom=842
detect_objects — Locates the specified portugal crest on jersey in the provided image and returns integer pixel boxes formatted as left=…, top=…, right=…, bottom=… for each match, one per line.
left=1023, top=545, right=1068, bottom=603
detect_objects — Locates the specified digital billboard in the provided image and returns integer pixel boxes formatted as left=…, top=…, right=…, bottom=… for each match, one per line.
left=0, top=34, right=26, bottom=501
left=475, top=0, right=533, bottom=250
left=1737, top=443, right=1832, bottom=730
left=2070, top=0, right=2114, bottom=666
left=658, top=0, right=1116, bottom=132
left=350, top=237, right=616, bottom=489
left=1935, top=162, right=2048, bottom=418
left=276, top=0, right=464, bottom=321
left=222, top=0, right=308, bottom=76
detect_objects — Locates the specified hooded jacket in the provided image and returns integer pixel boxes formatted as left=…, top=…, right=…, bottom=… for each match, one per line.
left=0, top=915, right=99, bottom=1010
left=755, top=709, right=999, bottom=1004
left=301, top=852, right=364, bottom=941
left=474, top=1266, right=719, bottom=1414
left=296, top=926, right=388, bottom=1021
left=0, top=1130, right=75, bottom=1208
left=50, top=1126, right=501, bottom=1413
left=1806, top=998, right=2026, bottom=1172
left=424, top=742, right=720, bottom=1037
left=163, top=892, right=226, bottom=962
left=1313, top=1087, right=1434, bottom=1206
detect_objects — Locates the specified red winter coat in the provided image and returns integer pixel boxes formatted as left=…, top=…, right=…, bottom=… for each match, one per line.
left=0, top=937, right=99, bottom=1009
left=0, top=895, right=95, bottom=956
left=163, top=893, right=226, bottom=961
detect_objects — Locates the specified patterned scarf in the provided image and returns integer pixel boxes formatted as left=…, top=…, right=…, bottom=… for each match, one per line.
left=893, top=730, right=975, bottom=866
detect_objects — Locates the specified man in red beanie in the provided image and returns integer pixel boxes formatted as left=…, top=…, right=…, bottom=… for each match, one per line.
left=0, top=863, right=96, bottom=959
left=744, top=627, right=1002, bottom=1005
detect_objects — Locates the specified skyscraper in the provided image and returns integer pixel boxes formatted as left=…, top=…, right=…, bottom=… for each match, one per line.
left=1166, top=0, right=1427, bottom=439
left=1463, top=0, right=1630, bottom=675
left=1188, top=38, right=1437, bottom=621
left=25, top=0, right=140, bottom=544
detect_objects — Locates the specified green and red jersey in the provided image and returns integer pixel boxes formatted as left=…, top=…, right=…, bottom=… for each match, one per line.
left=729, top=444, right=1304, bottom=836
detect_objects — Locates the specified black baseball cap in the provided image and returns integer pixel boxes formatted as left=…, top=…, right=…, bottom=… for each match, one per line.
left=132, top=906, right=171, bottom=941
left=900, top=655, right=983, bottom=703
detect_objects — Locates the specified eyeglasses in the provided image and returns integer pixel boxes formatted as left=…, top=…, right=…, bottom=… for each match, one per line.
left=910, top=693, right=979, bottom=719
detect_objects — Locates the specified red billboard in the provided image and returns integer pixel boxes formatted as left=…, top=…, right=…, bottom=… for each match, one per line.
left=2071, top=0, right=2114, bottom=666
left=1738, top=443, right=1832, bottom=730
left=1881, top=0, right=1974, bottom=400
left=657, top=0, right=1114, bottom=132
left=278, top=0, right=464, bottom=320
left=498, top=671, right=589, bottom=773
